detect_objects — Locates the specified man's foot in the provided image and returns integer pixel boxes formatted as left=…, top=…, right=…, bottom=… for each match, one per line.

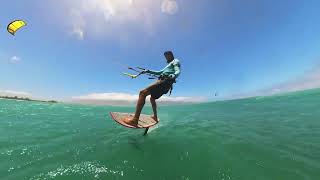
left=123, top=116, right=139, bottom=127
left=151, top=115, right=159, bottom=123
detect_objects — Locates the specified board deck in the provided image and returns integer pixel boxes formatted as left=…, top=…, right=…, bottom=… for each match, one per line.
left=110, top=112, right=158, bottom=128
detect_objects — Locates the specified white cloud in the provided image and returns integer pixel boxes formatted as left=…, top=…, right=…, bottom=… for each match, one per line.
left=72, top=27, right=85, bottom=40
left=72, top=92, right=138, bottom=102
left=9, top=56, right=21, bottom=64
left=42, top=0, right=179, bottom=40
left=70, top=9, right=86, bottom=40
left=229, top=64, right=320, bottom=99
left=264, top=65, right=320, bottom=94
left=161, top=0, right=179, bottom=15
left=0, top=90, right=31, bottom=97
left=70, top=92, right=206, bottom=105
left=67, top=0, right=156, bottom=39
left=157, top=95, right=207, bottom=102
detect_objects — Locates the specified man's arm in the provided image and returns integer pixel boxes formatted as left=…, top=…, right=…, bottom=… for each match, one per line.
left=172, top=60, right=181, bottom=78
left=147, top=69, right=164, bottom=75
left=147, top=64, right=170, bottom=75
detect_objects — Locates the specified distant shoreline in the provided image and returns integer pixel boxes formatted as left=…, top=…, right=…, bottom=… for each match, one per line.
left=0, top=96, right=58, bottom=103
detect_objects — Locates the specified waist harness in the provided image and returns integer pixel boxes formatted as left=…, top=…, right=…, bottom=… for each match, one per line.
left=158, top=75, right=177, bottom=96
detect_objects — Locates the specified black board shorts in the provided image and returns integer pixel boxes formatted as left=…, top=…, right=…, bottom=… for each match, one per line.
left=146, top=79, right=174, bottom=99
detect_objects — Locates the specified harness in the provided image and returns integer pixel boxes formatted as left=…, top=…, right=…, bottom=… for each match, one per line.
left=158, top=75, right=177, bottom=96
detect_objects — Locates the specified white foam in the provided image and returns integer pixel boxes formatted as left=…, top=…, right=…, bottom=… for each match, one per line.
left=31, top=161, right=124, bottom=179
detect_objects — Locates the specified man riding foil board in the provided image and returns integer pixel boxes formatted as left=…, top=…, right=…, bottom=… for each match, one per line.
left=123, top=51, right=181, bottom=127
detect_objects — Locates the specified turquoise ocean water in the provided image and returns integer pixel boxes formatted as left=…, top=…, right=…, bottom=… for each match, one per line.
left=1, top=89, right=320, bottom=180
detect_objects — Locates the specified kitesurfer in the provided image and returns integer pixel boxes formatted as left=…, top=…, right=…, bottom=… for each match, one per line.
left=123, top=51, right=181, bottom=127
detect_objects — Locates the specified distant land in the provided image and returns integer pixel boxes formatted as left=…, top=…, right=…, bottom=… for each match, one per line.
left=0, top=96, right=58, bottom=103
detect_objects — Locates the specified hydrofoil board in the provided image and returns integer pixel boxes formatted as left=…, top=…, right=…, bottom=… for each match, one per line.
left=110, top=112, right=158, bottom=129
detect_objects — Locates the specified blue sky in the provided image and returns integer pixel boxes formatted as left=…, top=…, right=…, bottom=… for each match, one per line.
left=1, top=0, right=320, bottom=103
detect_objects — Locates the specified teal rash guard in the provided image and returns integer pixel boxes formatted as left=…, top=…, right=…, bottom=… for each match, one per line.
left=148, top=59, right=181, bottom=78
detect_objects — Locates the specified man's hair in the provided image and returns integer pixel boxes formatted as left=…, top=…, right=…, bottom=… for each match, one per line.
left=164, top=51, right=174, bottom=58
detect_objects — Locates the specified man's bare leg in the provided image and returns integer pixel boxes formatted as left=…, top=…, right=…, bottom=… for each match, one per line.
left=123, top=89, right=150, bottom=126
left=150, top=96, right=158, bottom=122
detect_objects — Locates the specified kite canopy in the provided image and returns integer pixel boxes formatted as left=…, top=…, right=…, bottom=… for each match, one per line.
left=7, top=20, right=26, bottom=35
